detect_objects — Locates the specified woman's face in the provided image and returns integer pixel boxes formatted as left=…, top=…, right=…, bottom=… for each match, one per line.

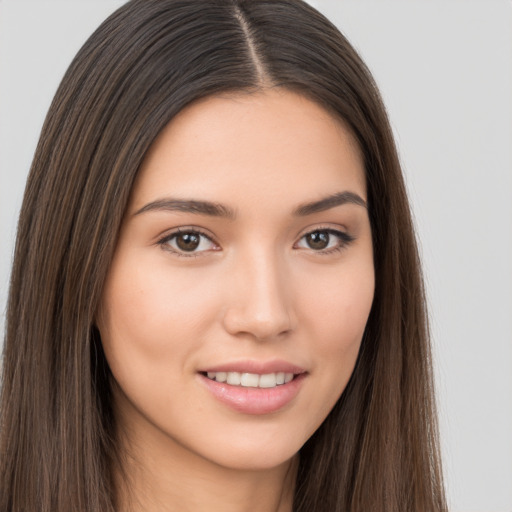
left=98, top=89, right=374, bottom=471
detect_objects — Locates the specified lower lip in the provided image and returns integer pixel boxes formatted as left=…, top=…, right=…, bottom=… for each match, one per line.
left=198, top=373, right=306, bottom=415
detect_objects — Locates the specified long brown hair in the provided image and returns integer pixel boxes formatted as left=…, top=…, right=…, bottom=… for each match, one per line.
left=0, top=1, right=447, bottom=510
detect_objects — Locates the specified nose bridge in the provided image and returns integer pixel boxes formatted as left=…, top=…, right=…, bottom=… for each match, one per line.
left=222, top=243, right=294, bottom=340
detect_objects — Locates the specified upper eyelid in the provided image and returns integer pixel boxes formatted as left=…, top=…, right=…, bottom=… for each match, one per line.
left=296, top=227, right=354, bottom=244
left=297, top=224, right=352, bottom=239
left=158, top=226, right=217, bottom=243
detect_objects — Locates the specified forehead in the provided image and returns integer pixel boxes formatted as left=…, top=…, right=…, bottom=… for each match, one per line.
left=130, top=89, right=366, bottom=213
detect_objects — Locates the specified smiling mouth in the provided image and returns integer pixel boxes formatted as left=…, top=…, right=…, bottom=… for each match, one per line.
left=202, top=371, right=296, bottom=389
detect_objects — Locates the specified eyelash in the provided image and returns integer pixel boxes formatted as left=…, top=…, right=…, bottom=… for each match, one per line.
left=295, top=227, right=355, bottom=255
left=157, top=226, right=355, bottom=258
left=157, top=228, right=218, bottom=258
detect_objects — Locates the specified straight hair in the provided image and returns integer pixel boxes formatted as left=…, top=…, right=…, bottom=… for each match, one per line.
left=1, top=1, right=447, bottom=510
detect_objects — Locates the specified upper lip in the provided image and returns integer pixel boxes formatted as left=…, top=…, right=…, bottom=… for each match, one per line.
left=198, top=359, right=307, bottom=375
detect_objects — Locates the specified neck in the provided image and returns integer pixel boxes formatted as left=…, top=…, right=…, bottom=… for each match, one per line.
left=114, top=422, right=298, bottom=512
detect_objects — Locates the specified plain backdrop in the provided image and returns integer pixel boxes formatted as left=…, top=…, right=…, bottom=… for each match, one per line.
left=0, top=1, right=511, bottom=511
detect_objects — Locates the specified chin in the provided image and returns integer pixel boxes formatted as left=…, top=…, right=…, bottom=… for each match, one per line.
left=187, top=422, right=309, bottom=472
left=207, top=446, right=300, bottom=472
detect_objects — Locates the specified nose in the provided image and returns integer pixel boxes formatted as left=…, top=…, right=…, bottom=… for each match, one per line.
left=222, top=249, right=296, bottom=341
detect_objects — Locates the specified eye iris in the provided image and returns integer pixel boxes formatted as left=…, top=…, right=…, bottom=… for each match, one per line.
left=176, top=232, right=200, bottom=251
left=306, top=231, right=330, bottom=250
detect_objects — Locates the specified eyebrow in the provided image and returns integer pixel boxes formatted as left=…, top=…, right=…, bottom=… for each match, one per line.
left=133, top=191, right=367, bottom=219
left=134, top=198, right=236, bottom=219
left=293, top=191, right=367, bottom=216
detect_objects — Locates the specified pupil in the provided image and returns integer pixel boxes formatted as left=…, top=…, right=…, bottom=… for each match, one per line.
left=176, top=233, right=200, bottom=251
left=307, top=231, right=329, bottom=250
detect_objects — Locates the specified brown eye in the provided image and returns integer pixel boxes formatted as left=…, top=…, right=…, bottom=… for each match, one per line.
left=159, top=230, right=217, bottom=256
left=296, top=228, right=354, bottom=253
left=305, top=231, right=330, bottom=250
left=176, top=232, right=200, bottom=251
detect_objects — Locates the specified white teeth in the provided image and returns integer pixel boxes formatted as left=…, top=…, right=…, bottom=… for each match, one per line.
left=209, top=371, right=228, bottom=383
left=240, top=373, right=259, bottom=387
left=259, top=373, right=277, bottom=388
left=226, top=372, right=241, bottom=385
left=205, top=371, right=296, bottom=388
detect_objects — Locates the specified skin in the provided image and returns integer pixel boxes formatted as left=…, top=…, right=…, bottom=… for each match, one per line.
left=97, top=88, right=375, bottom=512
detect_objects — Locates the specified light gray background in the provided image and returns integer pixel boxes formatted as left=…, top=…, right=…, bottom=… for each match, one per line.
left=1, top=1, right=511, bottom=511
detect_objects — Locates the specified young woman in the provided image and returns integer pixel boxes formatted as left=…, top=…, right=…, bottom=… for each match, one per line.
left=0, top=1, right=447, bottom=510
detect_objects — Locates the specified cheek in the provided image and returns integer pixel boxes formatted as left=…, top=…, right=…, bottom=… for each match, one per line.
left=301, top=255, right=374, bottom=349
left=96, top=253, right=234, bottom=423
left=96, top=253, right=216, bottom=427
left=297, top=257, right=374, bottom=412
left=99, top=253, right=218, bottom=358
